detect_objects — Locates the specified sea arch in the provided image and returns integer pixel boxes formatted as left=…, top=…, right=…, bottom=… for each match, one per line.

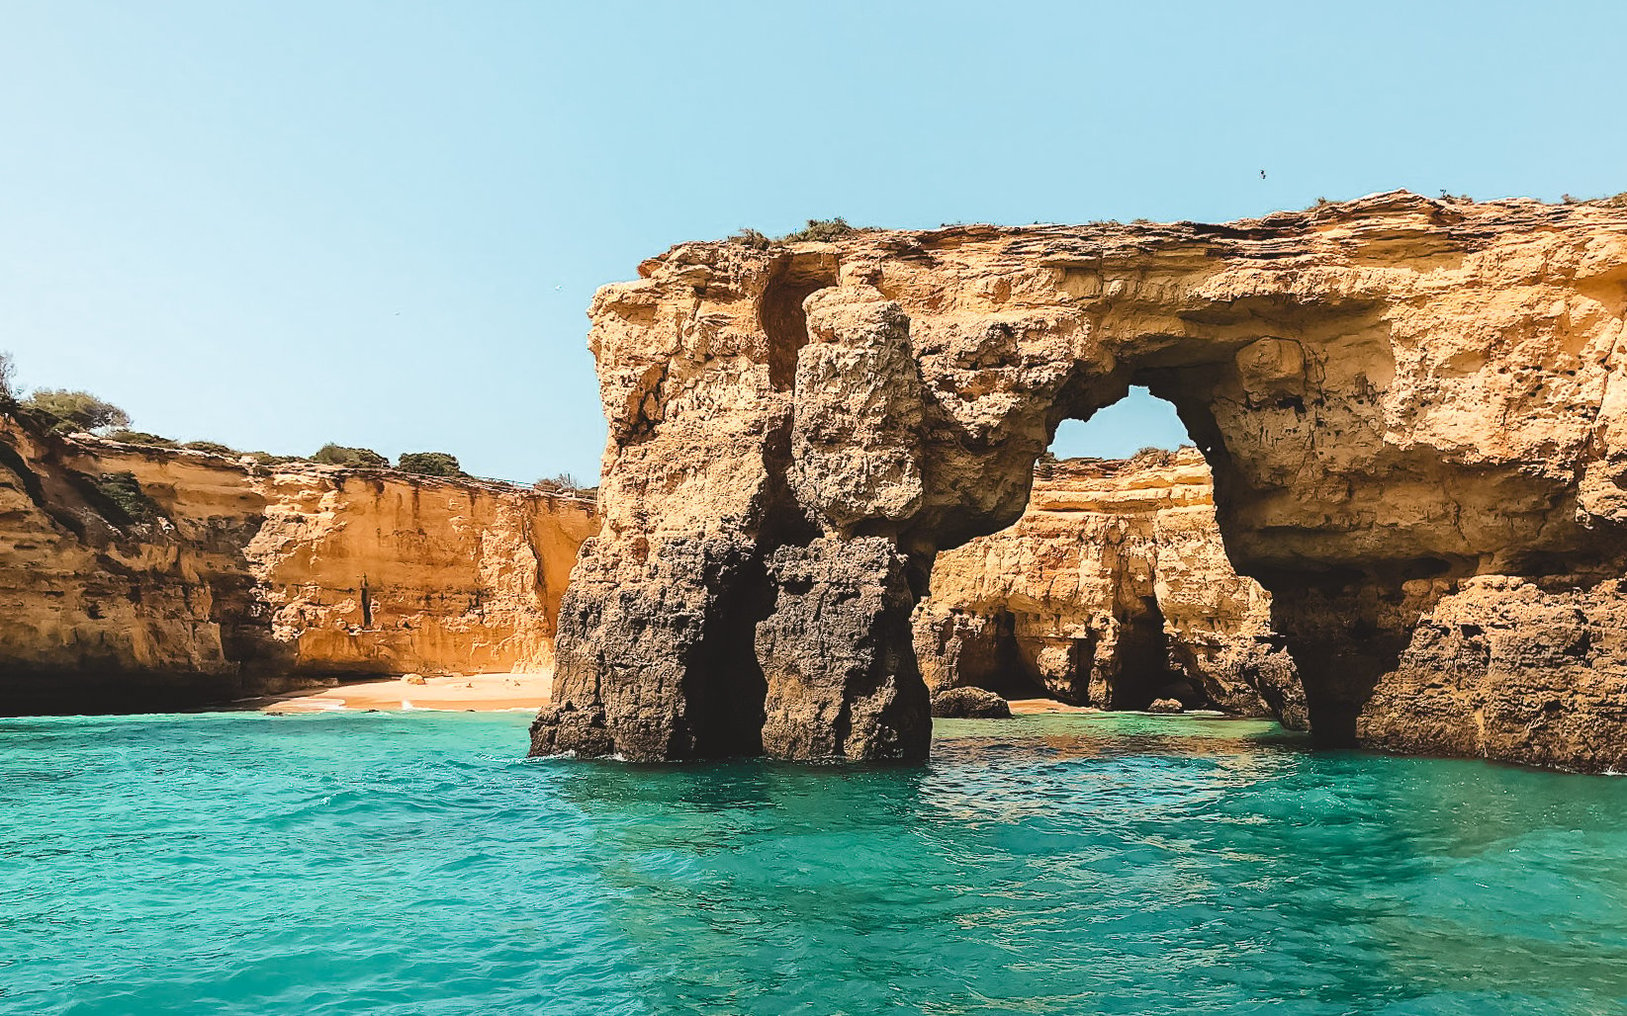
left=532, top=193, right=1627, bottom=772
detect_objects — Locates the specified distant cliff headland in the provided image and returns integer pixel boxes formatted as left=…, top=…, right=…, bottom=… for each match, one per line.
left=0, top=366, right=598, bottom=714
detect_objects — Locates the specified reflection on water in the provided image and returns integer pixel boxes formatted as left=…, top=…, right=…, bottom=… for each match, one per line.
left=2, top=710, right=1625, bottom=1015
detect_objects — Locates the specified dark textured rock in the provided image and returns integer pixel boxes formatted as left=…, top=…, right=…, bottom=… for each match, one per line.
left=528, top=703, right=616, bottom=758
left=756, top=537, right=930, bottom=760
left=930, top=687, right=1012, bottom=719
left=538, top=534, right=773, bottom=761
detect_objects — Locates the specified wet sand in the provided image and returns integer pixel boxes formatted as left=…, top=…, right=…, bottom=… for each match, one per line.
left=1007, top=698, right=1096, bottom=715
left=263, top=672, right=551, bottom=713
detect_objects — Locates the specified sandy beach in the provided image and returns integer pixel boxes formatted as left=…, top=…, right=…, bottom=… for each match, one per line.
left=263, top=672, right=552, bottom=714
left=262, top=680, right=1092, bottom=717
left=1007, top=697, right=1095, bottom=715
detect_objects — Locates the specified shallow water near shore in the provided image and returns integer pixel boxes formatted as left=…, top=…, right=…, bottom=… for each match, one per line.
left=3, top=711, right=1626, bottom=1015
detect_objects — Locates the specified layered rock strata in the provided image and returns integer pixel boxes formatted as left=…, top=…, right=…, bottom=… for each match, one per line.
left=534, top=191, right=1627, bottom=772
left=0, top=416, right=598, bottom=713
left=915, top=448, right=1306, bottom=727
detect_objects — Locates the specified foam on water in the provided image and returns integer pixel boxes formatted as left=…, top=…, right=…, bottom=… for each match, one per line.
left=3, top=710, right=1626, bottom=1015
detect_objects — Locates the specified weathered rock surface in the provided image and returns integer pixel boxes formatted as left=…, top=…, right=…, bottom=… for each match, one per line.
left=929, top=686, right=1012, bottom=719
left=536, top=191, right=1627, bottom=772
left=0, top=416, right=598, bottom=713
left=915, top=448, right=1307, bottom=726
left=756, top=537, right=928, bottom=760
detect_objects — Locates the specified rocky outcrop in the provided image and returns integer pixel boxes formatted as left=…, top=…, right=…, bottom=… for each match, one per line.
left=535, top=191, right=1627, bottom=772
left=914, top=448, right=1307, bottom=726
left=0, top=416, right=598, bottom=713
left=929, top=686, right=1012, bottom=719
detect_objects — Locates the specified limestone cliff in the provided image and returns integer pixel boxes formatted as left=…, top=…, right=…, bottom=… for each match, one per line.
left=0, top=415, right=598, bottom=713
left=915, top=448, right=1306, bottom=726
left=535, top=190, right=1627, bottom=772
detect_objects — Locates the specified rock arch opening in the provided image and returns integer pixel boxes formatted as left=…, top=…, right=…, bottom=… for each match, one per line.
left=915, top=386, right=1285, bottom=715
left=1049, top=387, right=1191, bottom=461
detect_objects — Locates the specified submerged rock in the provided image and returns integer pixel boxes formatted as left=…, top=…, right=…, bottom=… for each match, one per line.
left=930, top=687, right=1012, bottom=719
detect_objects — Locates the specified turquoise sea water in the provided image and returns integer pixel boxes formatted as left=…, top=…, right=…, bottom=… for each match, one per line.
left=3, top=711, right=1626, bottom=1016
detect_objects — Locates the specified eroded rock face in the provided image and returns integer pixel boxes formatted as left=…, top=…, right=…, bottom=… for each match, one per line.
left=915, top=448, right=1307, bottom=726
left=537, top=191, right=1627, bottom=771
left=756, top=537, right=928, bottom=760
left=0, top=416, right=598, bottom=713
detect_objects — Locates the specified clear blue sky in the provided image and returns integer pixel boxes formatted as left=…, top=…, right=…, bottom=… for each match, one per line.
left=2, top=1, right=1622, bottom=482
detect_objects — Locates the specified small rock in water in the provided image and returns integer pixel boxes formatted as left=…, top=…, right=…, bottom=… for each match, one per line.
left=1148, top=697, right=1184, bottom=714
left=931, top=686, right=1012, bottom=719
left=402, top=673, right=427, bottom=685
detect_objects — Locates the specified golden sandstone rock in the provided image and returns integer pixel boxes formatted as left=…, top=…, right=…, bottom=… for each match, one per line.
left=915, top=448, right=1306, bottom=727
left=534, top=191, right=1627, bottom=771
left=0, top=417, right=598, bottom=712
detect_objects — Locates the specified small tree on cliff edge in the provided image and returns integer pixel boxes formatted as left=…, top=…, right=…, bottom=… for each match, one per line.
left=0, top=352, right=15, bottom=408
left=397, top=451, right=463, bottom=477
left=23, top=388, right=132, bottom=434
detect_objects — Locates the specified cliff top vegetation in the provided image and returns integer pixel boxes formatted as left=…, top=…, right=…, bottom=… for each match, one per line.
left=730, top=218, right=871, bottom=250
left=0, top=350, right=586, bottom=491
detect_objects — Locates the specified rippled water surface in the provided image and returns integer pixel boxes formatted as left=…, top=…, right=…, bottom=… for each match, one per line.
left=4, top=711, right=1627, bottom=1015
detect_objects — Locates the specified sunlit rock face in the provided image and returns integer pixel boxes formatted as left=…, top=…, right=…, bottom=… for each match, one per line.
left=535, top=191, right=1627, bottom=771
left=0, top=417, right=598, bottom=713
left=915, top=448, right=1306, bottom=728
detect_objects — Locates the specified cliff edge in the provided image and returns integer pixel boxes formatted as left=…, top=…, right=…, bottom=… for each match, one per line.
left=0, top=415, right=599, bottom=713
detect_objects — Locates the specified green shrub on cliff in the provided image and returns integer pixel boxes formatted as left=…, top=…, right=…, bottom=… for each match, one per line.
left=23, top=389, right=131, bottom=434
left=780, top=217, right=860, bottom=242
left=397, top=451, right=463, bottom=477
left=312, top=443, right=388, bottom=468
left=94, top=471, right=161, bottom=525
left=1130, top=446, right=1177, bottom=467
left=105, top=430, right=180, bottom=448
left=248, top=451, right=304, bottom=466
left=730, top=228, right=772, bottom=250
left=180, top=440, right=238, bottom=456
left=0, top=352, right=16, bottom=408
left=535, top=472, right=581, bottom=492
left=730, top=219, right=870, bottom=249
